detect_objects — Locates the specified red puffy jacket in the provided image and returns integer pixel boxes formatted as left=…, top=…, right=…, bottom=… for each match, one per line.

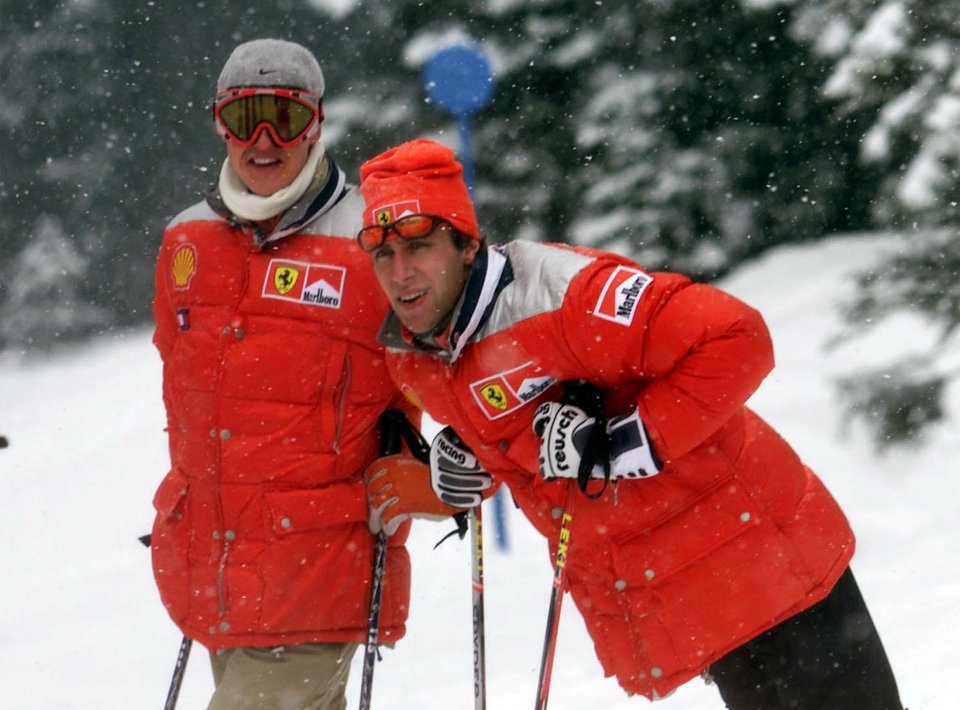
left=381, top=241, right=854, bottom=699
left=151, top=167, right=411, bottom=651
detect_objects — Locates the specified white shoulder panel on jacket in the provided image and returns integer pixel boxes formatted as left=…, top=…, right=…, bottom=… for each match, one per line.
left=302, top=188, right=365, bottom=240
left=166, top=200, right=224, bottom=230
left=484, top=241, right=595, bottom=336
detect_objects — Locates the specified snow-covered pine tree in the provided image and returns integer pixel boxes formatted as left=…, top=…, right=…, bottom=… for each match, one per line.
left=791, top=0, right=960, bottom=446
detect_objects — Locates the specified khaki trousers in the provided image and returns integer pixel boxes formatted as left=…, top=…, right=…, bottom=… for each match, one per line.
left=208, top=642, right=358, bottom=710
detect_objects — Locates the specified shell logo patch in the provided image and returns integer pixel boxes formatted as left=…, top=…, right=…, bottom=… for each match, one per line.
left=593, top=266, right=653, bottom=327
left=262, top=259, right=345, bottom=309
left=470, top=362, right=558, bottom=420
left=171, top=244, right=197, bottom=290
left=370, top=200, right=420, bottom=227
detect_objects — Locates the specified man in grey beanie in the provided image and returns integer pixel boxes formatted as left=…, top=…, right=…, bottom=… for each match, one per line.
left=148, top=38, right=444, bottom=709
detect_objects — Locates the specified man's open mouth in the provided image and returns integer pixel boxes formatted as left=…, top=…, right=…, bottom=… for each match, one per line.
left=398, top=289, right=427, bottom=304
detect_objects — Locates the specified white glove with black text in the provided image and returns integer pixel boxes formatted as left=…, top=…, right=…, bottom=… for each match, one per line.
left=532, top=402, right=661, bottom=481
left=429, top=426, right=493, bottom=508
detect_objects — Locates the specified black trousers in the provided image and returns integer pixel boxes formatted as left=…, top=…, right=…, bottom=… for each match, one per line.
left=708, top=568, right=903, bottom=710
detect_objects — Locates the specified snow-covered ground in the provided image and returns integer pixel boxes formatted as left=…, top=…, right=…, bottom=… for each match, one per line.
left=1, top=233, right=956, bottom=709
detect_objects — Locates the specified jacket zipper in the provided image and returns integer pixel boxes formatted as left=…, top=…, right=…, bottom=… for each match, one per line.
left=212, top=257, right=251, bottom=623
left=333, top=354, right=350, bottom=454
left=217, top=538, right=231, bottom=616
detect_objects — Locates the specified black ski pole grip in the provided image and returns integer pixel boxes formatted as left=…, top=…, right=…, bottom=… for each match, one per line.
left=378, top=408, right=405, bottom=457
left=562, top=380, right=609, bottom=497
left=562, top=379, right=604, bottom=418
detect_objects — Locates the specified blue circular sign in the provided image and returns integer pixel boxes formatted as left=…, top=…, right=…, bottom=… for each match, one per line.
left=423, top=44, right=495, bottom=117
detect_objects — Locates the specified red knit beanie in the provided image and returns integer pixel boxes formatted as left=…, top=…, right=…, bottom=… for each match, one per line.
left=359, top=139, right=480, bottom=240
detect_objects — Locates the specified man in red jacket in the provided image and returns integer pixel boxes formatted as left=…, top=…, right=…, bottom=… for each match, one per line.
left=150, top=41, right=449, bottom=709
left=357, top=139, right=903, bottom=708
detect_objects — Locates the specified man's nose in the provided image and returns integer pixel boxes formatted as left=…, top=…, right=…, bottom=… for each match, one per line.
left=390, top=248, right=414, bottom=282
left=251, top=124, right=279, bottom=148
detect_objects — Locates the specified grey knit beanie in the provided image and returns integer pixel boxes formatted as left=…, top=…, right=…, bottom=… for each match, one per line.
left=217, top=39, right=325, bottom=97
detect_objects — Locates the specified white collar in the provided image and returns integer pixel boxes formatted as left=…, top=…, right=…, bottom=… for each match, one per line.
left=218, top=142, right=326, bottom=222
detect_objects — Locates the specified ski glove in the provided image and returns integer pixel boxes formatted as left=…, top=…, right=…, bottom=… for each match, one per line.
left=365, top=454, right=459, bottom=536
left=533, top=402, right=661, bottom=481
left=429, top=427, right=493, bottom=509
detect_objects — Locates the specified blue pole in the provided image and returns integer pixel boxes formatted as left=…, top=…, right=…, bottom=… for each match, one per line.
left=423, top=44, right=507, bottom=551
left=458, top=117, right=477, bottom=196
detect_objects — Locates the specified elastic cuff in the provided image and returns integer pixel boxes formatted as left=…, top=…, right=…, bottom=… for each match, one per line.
left=606, top=408, right=661, bottom=479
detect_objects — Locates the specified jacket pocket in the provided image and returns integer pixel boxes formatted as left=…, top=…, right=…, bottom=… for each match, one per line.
left=258, top=484, right=376, bottom=636
left=610, top=478, right=760, bottom=585
left=151, top=467, right=192, bottom=624
left=153, top=466, right=190, bottom=520
left=263, top=483, right=367, bottom=537
left=316, top=339, right=348, bottom=452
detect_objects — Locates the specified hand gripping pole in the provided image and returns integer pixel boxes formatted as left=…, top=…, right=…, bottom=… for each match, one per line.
left=359, top=409, right=405, bottom=710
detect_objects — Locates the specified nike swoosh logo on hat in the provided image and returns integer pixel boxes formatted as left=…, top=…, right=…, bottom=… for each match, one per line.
left=258, top=69, right=276, bottom=75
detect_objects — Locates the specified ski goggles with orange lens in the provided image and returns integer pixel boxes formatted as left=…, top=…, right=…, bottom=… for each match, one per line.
left=214, top=88, right=322, bottom=147
left=357, top=214, right=451, bottom=252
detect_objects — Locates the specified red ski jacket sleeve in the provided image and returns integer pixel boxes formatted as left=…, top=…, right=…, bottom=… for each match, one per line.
left=557, top=264, right=774, bottom=463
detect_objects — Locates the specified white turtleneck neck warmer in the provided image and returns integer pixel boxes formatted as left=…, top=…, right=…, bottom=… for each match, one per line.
left=218, top=141, right=326, bottom=223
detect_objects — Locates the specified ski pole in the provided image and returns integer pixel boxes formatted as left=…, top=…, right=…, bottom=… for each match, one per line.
left=471, top=505, right=487, bottom=710
left=426, top=429, right=483, bottom=709
left=534, top=495, right=574, bottom=710
left=535, top=380, right=605, bottom=709
left=140, top=534, right=193, bottom=710
left=163, top=635, right=193, bottom=710
left=359, top=408, right=405, bottom=710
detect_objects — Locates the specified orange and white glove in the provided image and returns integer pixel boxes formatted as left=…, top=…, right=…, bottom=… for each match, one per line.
left=365, top=454, right=459, bottom=536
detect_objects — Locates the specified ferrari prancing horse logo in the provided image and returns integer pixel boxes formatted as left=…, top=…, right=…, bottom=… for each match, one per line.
left=274, top=266, right=300, bottom=295
left=480, top=384, right=508, bottom=411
